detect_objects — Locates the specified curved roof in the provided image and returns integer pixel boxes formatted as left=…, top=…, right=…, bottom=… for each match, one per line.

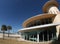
left=23, top=13, right=56, bottom=28
left=43, top=0, right=59, bottom=13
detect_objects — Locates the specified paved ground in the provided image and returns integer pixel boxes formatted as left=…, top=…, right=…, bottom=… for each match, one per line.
left=0, top=38, right=52, bottom=44
left=0, top=33, right=60, bottom=44
left=0, top=38, right=60, bottom=44
left=0, top=38, right=39, bottom=44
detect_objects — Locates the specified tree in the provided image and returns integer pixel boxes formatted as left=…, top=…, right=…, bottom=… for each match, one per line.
left=1, top=25, right=7, bottom=39
left=7, top=26, right=12, bottom=37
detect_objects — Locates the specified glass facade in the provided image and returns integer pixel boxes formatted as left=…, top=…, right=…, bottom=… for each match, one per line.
left=21, top=26, right=57, bottom=42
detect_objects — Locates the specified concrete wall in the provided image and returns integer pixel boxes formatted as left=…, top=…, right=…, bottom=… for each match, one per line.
left=53, top=14, right=60, bottom=39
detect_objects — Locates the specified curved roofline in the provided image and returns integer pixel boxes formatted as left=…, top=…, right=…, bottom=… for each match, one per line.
left=23, top=13, right=56, bottom=28
left=43, top=0, right=59, bottom=13
left=23, top=14, right=46, bottom=27
left=23, top=14, right=45, bottom=25
left=19, top=23, right=60, bottom=32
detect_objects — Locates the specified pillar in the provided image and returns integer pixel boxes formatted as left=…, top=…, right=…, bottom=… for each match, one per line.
left=56, top=26, right=60, bottom=40
left=47, top=33, right=49, bottom=41
left=43, top=33, right=44, bottom=41
left=52, top=33, right=53, bottom=40
left=37, top=32, right=39, bottom=42
left=25, top=34, right=28, bottom=40
left=33, top=35, right=34, bottom=41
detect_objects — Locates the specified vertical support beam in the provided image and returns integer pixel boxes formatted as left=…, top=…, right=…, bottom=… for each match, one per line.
left=47, top=31, right=49, bottom=41
left=56, top=26, right=60, bottom=40
left=43, top=33, right=44, bottom=41
left=37, top=32, right=39, bottom=42
left=52, top=33, right=53, bottom=40
left=22, top=33, right=25, bottom=40
left=29, top=35, right=30, bottom=40
left=26, top=34, right=27, bottom=40
left=23, top=33, right=25, bottom=40
left=24, top=33, right=27, bottom=40
left=47, top=30, right=49, bottom=41
left=33, top=35, right=34, bottom=41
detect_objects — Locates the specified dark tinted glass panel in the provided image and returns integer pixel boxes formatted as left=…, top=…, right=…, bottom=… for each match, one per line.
left=36, top=20, right=41, bottom=25
left=45, top=19, right=49, bottom=24
left=49, top=18, right=52, bottom=23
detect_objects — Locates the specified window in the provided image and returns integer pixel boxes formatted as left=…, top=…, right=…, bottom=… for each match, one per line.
left=49, top=18, right=52, bottom=23
left=45, top=19, right=49, bottom=24
left=35, top=20, right=41, bottom=25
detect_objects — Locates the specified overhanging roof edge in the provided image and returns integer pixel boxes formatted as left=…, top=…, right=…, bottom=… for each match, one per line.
left=18, top=23, right=60, bottom=32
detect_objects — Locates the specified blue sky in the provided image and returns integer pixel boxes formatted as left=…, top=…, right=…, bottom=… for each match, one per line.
left=0, top=0, right=60, bottom=33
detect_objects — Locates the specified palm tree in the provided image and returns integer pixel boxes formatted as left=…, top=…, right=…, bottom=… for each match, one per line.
left=7, top=26, right=12, bottom=37
left=1, top=25, right=7, bottom=39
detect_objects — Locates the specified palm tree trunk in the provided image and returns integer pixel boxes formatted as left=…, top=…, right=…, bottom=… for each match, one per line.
left=8, top=30, right=10, bottom=37
left=3, top=31, right=5, bottom=40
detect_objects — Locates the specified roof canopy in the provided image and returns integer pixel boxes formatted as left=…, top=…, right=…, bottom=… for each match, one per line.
left=23, top=14, right=56, bottom=28
left=18, top=23, right=60, bottom=32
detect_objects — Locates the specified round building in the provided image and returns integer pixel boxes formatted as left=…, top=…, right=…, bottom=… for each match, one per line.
left=18, top=0, right=60, bottom=44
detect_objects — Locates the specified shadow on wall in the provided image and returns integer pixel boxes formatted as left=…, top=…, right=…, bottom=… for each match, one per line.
left=51, top=34, right=60, bottom=44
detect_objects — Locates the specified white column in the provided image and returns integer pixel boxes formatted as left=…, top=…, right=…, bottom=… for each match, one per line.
left=56, top=33, right=59, bottom=40
left=56, top=26, right=60, bottom=40
left=37, top=32, right=39, bottom=42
